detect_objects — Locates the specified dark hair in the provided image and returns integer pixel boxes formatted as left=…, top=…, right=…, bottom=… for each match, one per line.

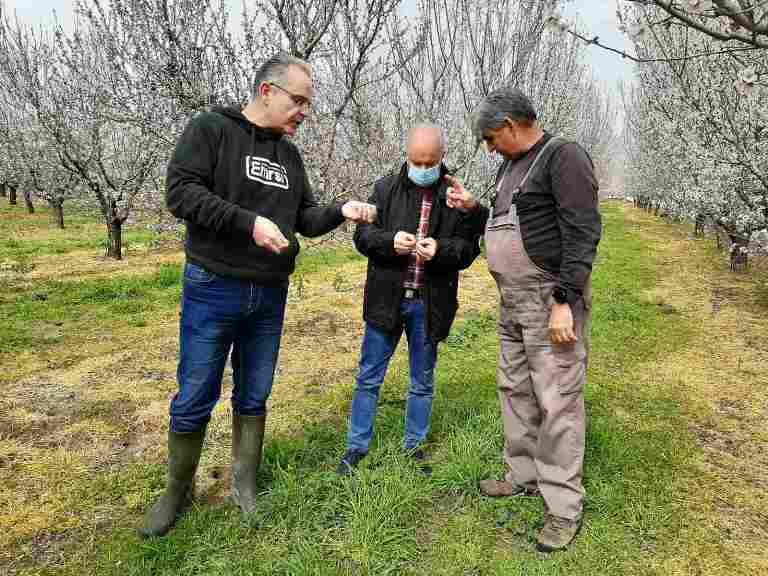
left=251, top=53, right=312, bottom=98
left=473, top=88, right=537, bottom=141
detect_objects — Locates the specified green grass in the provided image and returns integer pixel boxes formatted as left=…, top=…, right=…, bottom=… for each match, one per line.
left=25, top=203, right=702, bottom=575
left=0, top=201, right=361, bottom=363
left=0, top=202, right=163, bottom=260
left=0, top=264, right=184, bottom=357
left=295, top=242, right=365, bottom=274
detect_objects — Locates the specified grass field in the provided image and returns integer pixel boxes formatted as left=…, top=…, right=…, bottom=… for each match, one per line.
left=1, top=201, right=765, bottom=575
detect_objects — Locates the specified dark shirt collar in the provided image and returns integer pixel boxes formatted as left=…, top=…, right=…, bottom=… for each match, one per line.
left=510, top=131, right=552, bottom=162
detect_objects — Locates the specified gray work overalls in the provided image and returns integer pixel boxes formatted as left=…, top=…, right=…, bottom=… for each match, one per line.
left=485, top=137, right=591, bottom=520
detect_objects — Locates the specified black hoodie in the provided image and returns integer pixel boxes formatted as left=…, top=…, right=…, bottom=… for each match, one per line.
left=166, top=106, right=345, bottom=284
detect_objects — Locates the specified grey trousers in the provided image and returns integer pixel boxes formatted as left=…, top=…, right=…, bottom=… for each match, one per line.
left=496, top=278, right=590, bottom=520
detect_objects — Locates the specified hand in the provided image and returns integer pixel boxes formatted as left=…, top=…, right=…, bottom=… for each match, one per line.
left=342, top=201, right=377, bottom=224
left=415, top=237, right=438, bottom=261
left=394, top=231, right=417, bottom=255
left=548, top=303, right=578, bottom=344
left=252, top=216, right=289, bottom=254
left=445, top=175, right=477, bottom=212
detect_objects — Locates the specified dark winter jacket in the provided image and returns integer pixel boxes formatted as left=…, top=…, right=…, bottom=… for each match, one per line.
left=354, top=164, right=481, bottom=342
left=166, top=106, right=344, bottom=284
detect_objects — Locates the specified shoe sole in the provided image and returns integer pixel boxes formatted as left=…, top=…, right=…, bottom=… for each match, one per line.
left=480, top=488, right=540, bottom=498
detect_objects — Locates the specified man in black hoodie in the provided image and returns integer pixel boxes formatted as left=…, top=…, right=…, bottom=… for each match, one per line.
left=139, top=54, right=376, bottom=538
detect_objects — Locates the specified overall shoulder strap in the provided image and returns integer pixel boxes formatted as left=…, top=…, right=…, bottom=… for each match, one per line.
left=517, top=136, right=564, bottom=191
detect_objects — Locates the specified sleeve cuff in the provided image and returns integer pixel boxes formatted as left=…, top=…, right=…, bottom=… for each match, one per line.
left=566, top=287, right=582, bottom=307
left=234, top=209, right=258, bottom=238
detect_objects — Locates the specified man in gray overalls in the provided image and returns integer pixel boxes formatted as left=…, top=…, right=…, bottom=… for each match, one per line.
left=447, top=88, right=602, bottom=552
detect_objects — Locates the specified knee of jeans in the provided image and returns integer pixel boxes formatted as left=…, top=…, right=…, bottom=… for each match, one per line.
left=409, top=377, right=434, bottom=397
left=170, top=392, right=218, bottom=431
left=355, top=376, right=383, bottom=395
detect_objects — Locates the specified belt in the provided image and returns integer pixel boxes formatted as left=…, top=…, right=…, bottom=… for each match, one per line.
left=403, top=287, right=423, bottom=299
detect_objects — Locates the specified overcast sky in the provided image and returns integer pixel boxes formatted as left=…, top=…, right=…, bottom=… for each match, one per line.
left=4, top=0, right=634, bottom=96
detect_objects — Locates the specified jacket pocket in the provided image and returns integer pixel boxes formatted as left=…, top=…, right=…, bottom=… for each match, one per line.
left=429, top=277, right=459, bottom=341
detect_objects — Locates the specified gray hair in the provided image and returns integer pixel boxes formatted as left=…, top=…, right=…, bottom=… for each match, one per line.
left=252, top=53, right=312, bottom=98
left=407, top=122, right=447, bottom=152
left=472, top=88, right=537, bottom=142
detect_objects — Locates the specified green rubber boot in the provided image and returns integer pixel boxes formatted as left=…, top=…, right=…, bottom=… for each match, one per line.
left=231, top=413, right=265, bottom=514
left=138, top=428, right=205, bottom=538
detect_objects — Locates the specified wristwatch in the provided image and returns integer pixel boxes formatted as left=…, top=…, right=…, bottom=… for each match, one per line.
left=553, top=286, right=569, bottom=304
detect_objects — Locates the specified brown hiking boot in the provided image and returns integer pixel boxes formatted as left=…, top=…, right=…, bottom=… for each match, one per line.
left=536, top=513, right=582, bottom=552
left=478, top=478, right=539, bottom=497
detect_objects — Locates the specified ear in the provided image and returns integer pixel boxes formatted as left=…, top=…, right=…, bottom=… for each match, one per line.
left=503, top=117, right=517, bottom=133
left=259, top=82, right=271, bottom=100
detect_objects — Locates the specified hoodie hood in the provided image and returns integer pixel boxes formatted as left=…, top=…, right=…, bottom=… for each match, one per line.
left=213, top=106, right=285, bottom=167
left=213, top=106, right=284, bottom=141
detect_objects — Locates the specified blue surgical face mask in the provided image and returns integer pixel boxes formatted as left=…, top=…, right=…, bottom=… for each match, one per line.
left=408, top=162, right=441, bottom=187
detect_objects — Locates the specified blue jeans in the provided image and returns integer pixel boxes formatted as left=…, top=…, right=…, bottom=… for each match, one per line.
left=170, top=262, right=288, bottom=433
left=346, top=298, right=438, bottom=453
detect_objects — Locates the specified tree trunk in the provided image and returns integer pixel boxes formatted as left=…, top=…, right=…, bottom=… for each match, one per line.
left=0, top=182, right=6, bottom=198
left=8, top=184, right=17, bottom=205
left=106, top=219, right=123, bottom=260
left=24, top=191, right=34, bottom=214
left=50, top=201, right=65, bottom=229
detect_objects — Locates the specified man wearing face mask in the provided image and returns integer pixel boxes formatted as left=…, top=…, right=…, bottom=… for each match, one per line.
left=336, top=123, right=481, bottom=476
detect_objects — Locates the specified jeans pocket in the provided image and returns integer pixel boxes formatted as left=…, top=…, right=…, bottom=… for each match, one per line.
left=184, top=262, right=218, bottom=284
left=553, top=345, right=586, bottom=395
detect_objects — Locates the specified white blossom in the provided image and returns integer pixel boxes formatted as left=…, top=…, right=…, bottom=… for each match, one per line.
left=685, top=0, right=714, bottom=15
left=738, top=67, right=758, bottom=85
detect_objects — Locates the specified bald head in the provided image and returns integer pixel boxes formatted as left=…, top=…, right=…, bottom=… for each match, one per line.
left=407, top=124, right=446, bottom=168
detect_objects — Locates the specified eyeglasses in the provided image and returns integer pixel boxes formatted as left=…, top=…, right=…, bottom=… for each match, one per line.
left=269, top=82, right=312, bottom=111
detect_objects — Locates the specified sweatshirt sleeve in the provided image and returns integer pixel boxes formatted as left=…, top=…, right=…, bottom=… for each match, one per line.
left=165, top=113, right=257, bottom=238
left=294, top=152, right=345, bottom=237
left=550, top=142, right=602, bottom=304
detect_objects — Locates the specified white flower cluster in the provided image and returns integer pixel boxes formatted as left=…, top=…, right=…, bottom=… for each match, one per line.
left=685, top=0, right=714, bottom=15
left=735, top=66, right=759, bottom=96
left=545, top=14, right=570, bottom=33
left=750, top=229, right=768, bottom=254
left=620, top=20, right=649, bottom=40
